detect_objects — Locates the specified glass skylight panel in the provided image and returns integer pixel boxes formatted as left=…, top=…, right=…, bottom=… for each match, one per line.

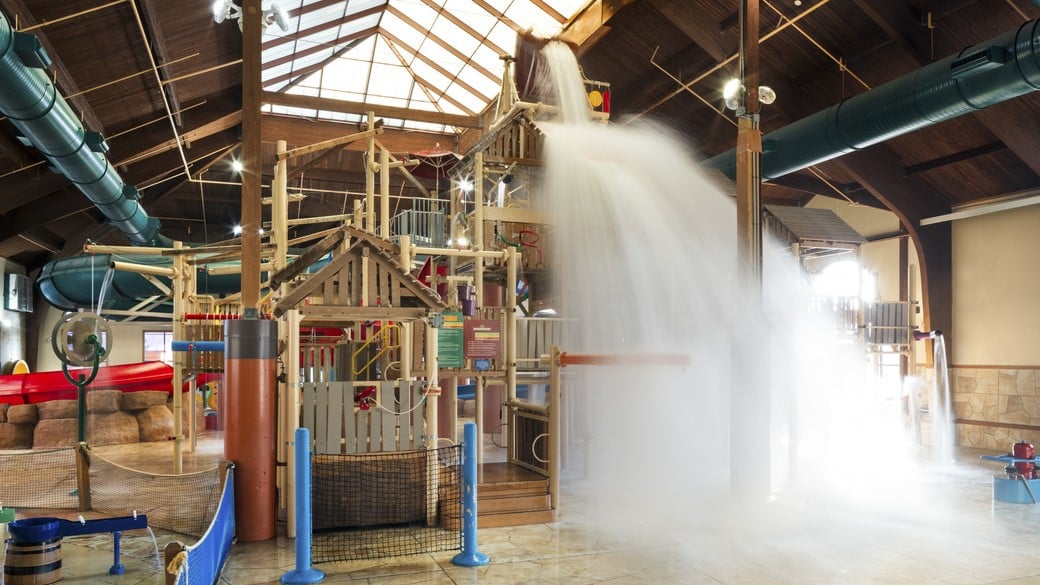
left=428, top=17, right=480, bottom=57
left=320, top=88, right=368, bottom=102
left=372, top=36, right=402, bottom=65
left=322, top=57, right=373, bottom=93
left=381, top=12, right=426, bottom=49
left=367, top=62, right=412, bottom=98
left=299, top=3, right=347, bottom=29
left=263, top=62, right=294, bottom=82
left=397, top=0, right=438, bottom=30
left=418, top=42, right=464, bottom=76
left=442, top=0, right=498, bottom=32
left=263, top=41, right=296, bottom=61
left=410, top=60, right=453, bottom=96
left=457, top=64, right=497, bottom=98
left=271, top=105, right=318, bottom=117
left=340, top=13, right=381, bottom=36
left=350, top=0, right=389, bottom=13
left=449, top=85, right=486, bottom=112
left=486, top=20, right=514, bottom=54
left=297, top=27, right=343, bottom=51
left=504, top=2, right=563, bottom=35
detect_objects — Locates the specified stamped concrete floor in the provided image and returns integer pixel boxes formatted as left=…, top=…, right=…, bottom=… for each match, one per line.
left=6, top=432, right=1040, bottom=585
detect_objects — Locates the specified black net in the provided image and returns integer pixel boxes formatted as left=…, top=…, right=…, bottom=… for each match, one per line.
left=0, top=447, right=79, bottom=509
left=86, top=448, right=223, bottom=537
left=312, top=445, right=462, bottom=562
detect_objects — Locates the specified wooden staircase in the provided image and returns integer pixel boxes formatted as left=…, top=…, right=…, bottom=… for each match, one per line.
left=476, top=462, right=555, bottom=528
left=443, top=462, right=555, bottom=529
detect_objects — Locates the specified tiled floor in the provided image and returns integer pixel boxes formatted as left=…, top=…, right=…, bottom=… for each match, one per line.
left=7, top=432, right=1040, bottom=584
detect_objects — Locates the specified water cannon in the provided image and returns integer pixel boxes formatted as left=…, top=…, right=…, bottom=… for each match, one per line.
left=912, top=329, right=943, bottom=341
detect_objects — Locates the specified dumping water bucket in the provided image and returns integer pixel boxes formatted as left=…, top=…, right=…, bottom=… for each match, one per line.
left=3, top=538, right=62, bottom=584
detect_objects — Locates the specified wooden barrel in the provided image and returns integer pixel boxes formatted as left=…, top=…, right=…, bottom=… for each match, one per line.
left=3, top=538, right=62, bottom=585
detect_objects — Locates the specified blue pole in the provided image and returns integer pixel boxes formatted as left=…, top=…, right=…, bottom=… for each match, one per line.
left=452, top=422, right=490, bottom=567
left=281, top=427, right=324, bottom=584
left=171, top=340, right=226, bottom=352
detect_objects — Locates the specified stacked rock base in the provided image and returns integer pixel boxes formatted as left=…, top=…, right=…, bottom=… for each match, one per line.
left=0, top=391, right=204, bottom=449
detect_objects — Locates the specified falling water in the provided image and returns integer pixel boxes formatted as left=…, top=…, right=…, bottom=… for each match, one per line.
left=145, top=525, right=160, bottom=564
left=96, top=265, right=116, bottom=315
left=536, top=40, right=1017, bottom=579
left=931, top=334, right=955, bottom=463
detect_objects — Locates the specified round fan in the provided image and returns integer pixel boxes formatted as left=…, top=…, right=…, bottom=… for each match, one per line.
left=51, top=312, right=112, bottom=367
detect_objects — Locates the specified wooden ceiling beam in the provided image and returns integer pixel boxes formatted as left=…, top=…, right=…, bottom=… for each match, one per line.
left=385, top=5, right=498, bottom=83
left=262, top=25, right=377, bottom=71
left=114, top=110, right=242, bottom=168
left=261, top=4, right=384, bottom=51
left=647, top=0, right=729, bottom=63
left=136, top=0, right=183, bottom=127
left=904, top=141, right=1007, bottom=176
left=856, top=1, right=1040, bottom=178
left=0, top=0, right=105, bottom=134
left=262, top=91, right=481, bottom=129
left=558, top=0, right=639, bottom=53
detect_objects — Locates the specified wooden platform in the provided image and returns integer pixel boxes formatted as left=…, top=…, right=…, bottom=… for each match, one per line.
left=453, top=462, right=555, bottom=528
left=476, top=462, right=555, bottom=527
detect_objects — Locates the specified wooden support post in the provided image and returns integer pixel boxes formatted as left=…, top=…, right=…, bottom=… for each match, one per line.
left=366, top=112, right=376, bottom=234
left=474, top=152, right=485, bottom=308
left=380, top=147, right=391, bottom=239
left=172, top=241, right=185, bottom=474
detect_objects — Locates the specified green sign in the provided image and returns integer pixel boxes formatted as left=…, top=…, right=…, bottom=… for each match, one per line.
left=437, top=311, right=464, bottom=368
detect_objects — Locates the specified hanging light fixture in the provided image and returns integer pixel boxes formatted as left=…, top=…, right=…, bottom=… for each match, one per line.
left=212, top=0, right=290, bottom=33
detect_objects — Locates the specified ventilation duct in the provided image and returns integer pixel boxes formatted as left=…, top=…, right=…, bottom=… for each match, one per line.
left=0, top=12, right=169, bottom=247
left=705, top=19, right=1040, bottom=181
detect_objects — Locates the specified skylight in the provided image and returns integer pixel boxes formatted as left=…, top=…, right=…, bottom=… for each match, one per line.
left=260, top=0, right=589, bottom=135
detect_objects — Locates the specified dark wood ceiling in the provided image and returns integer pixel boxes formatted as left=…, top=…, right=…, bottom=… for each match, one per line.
left=0, top=0, right=1038, bottom=274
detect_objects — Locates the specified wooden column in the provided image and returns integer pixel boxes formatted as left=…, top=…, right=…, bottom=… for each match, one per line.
left=240, top=0, right=262, bottom=310
left=731, top=0, right=771, bottom=501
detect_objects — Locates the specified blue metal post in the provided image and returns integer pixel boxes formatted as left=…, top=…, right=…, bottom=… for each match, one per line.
left=452, top=422, right=490, bottom=567
left=281, top=427, right=324, bottom=584
left=109, top=530, right=125, bottom=574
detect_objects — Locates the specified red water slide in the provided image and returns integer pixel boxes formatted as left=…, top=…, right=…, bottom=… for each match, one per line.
left=0, top=362, right=175, bottom=405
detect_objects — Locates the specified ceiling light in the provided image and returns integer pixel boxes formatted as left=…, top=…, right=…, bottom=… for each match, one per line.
left=213, top=0, right=290, bottom=34
left=758, top=86, right=777, bottom=105
left=212, top=0, right=239, bottom=24
left=722, top=78, right=742, bottom=100
left=231, top=160, right=243, bottom=173
left=263, top=3, right=290, bottom=33
left=232, top=225, right=243, bottom=235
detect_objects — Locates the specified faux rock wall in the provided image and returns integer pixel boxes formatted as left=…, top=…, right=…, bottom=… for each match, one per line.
left=0, top=390, right=204, bottom=449
left=952, top=367, right=1040, bottom=452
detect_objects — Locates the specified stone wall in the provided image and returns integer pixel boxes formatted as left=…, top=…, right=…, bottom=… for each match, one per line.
left=0, top=390, right=204, bottom=449
left=952, top=366, right=1040, bottom=452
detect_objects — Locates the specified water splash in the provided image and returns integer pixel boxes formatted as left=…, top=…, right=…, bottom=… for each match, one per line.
left=535, top=40, right=1017, bottom=578
left=931, top=334, right=955, bottom=463
left=145, top=526, right=160, bottom=564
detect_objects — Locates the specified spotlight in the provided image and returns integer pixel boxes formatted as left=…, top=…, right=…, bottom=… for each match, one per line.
left=231, top=160, right=244, bottom=173
left=459, top=179, right=474, bottom=193
left=722, top=78, right=742, bottom=100
left=232, top=225, right=243, bottom=235
left=263, top=3, right=290, bottom=33
left=212, top=0, right=239, bottom=24
left=758, top=86, right=777, bottom=105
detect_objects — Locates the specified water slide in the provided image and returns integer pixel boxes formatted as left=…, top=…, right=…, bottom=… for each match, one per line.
left=0, top=361, right=174, bottom=405
left=37, top=254, right=242, bottom=313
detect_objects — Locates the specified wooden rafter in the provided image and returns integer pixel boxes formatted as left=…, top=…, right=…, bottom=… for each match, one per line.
left=261, top=4, right=385, bottom=51
left=385, top=4, right=498, bottom=83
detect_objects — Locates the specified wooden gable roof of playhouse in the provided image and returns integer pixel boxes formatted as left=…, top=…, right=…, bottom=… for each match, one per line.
left=272, top=225, right=447, bottom=322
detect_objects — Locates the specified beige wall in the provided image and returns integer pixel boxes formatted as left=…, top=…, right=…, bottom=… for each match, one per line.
left=952, top=204, right=1040, bottom=366
left=36, top=305, right=171, bottom=371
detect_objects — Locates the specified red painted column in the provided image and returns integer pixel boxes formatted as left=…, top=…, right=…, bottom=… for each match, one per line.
left=224, top=314, right=278, bottom=541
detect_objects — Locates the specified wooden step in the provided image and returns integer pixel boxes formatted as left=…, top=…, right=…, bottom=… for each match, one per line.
left=479, top=493, right=551, bottom=514
left=478, top=480, right=548, bottom=498
left=477, top=508, right=555, bottom=528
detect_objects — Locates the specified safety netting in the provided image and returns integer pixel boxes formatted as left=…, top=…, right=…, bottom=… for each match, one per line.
left=168, top=464, right=236, bottom=585
left=0, top=447, right=79, bottom=509
left=312, top=445, right=462, bottom=562
left=86, top=447, right=223, bottom=537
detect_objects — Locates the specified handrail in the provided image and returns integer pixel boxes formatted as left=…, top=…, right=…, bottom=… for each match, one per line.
left=351, top=323, right=401, bottom=376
